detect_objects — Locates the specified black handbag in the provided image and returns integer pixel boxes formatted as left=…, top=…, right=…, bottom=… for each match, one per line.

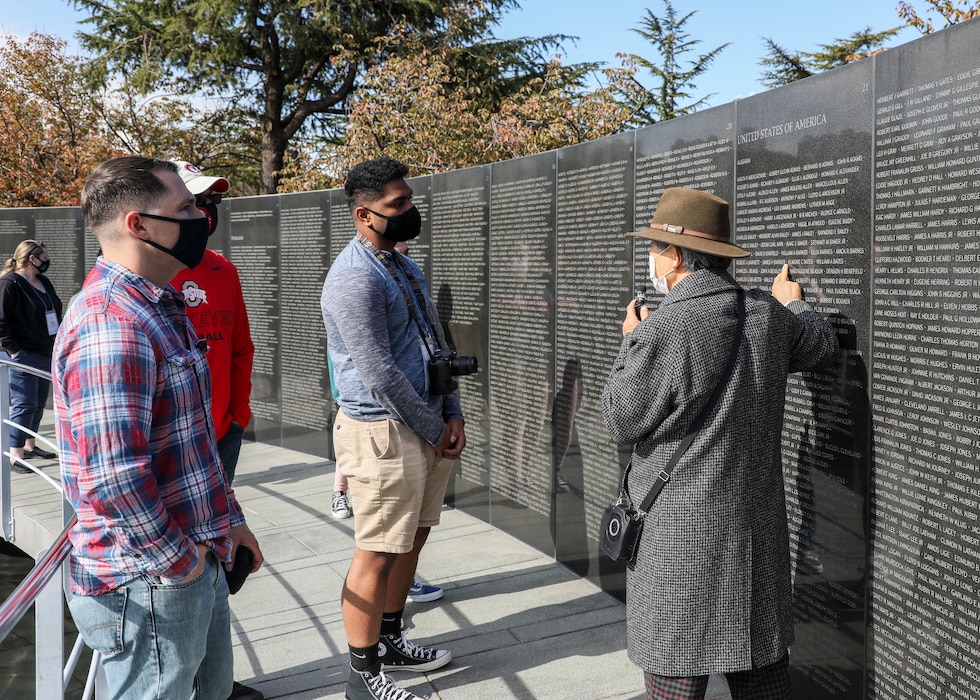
left=599, top=484, right=644, bottom=562
left=600, top=289, right=745, bottom=565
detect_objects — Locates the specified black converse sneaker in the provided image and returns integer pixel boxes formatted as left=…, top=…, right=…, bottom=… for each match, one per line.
left=346, top=661, right=422, bottom=700
left=378, top=633, right=452, bottom=672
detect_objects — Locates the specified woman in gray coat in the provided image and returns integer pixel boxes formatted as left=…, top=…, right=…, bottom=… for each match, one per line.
left=602, top=188, right=838, bottom=699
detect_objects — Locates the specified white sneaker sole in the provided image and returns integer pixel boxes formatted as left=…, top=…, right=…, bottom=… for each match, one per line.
left=381, top=649, right=453, bottom=673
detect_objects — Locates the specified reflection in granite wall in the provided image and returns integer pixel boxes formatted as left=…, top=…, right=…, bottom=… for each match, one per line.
left=279, top=192, right=331, bottom=456
left=7, top=19, right=980, bottom=700
left=487, top=154, right=556, bottom=551
left=431, top=168, right=491, bottom=519
left=554, top=135, right=635, bottom=589
left=869, top=20, right=980, bottom=700
left=734, top=63, right=874, bottom=699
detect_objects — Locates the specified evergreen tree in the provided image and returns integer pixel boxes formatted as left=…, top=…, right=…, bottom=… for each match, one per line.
left=72, top=0, right=572, bottom=193
left=614, top=1, right=728, bottom=127
left=760, top=27, right=902, bottom=88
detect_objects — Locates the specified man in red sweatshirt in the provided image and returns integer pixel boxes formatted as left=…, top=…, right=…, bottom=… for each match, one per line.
left=170, top=160, right=254, bottom=483
left=170, top=160, right=260, bottom=700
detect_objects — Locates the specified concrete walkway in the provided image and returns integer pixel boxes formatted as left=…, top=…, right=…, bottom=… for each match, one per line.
left=5, top=437, right=733, bottom=700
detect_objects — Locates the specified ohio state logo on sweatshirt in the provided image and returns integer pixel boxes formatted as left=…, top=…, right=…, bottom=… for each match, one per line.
left=181, top=280, right=208, bottom=307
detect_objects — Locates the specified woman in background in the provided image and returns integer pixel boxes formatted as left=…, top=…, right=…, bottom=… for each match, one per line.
left=0, top=240, right=62, bottom=472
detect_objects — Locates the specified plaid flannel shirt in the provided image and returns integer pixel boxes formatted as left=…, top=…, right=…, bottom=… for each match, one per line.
left=53, top=258, right=244, bottom=596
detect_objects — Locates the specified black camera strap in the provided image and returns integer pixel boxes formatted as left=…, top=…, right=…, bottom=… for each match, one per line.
left=357, top=233, right=441, bottom=360
left=625, top=288, right=746, bottom=515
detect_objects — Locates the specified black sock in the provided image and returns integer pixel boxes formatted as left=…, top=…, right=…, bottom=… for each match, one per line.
left=380, top=608, right=403, bottom=637
left=349, top=643, right=378, bottom=672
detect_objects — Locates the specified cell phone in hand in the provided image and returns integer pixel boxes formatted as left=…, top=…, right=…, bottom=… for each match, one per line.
left=634, top=284, right=648, bottom=319
left=225, top=545, right=254, bottom=595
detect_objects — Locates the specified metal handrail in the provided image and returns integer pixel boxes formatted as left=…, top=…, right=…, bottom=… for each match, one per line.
left=0, top=513, right=75, bottom=641
left=0, top=356, right=100, bottom=698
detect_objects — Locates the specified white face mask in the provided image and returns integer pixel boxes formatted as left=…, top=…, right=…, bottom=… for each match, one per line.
left=648, top=248, right=674, bottom=295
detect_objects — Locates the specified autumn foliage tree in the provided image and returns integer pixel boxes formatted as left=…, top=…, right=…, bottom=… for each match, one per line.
left=897, top=0, right=980, bottom=33
left=73, top=0, right=471, bottom=193
left=0, top=32, right=260, bottom=207
left=72, top=0, right=577, bottom=193
left=98, top=91, right=263, bottom=196
left=0, top=33, right=121, bottom=207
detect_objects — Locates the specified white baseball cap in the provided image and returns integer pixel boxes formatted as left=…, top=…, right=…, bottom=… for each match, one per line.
left=171, top=160, right=230, bottom=195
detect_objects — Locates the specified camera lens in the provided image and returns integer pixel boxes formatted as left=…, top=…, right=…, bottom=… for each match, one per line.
left=449, top=356, right=479, bottom=375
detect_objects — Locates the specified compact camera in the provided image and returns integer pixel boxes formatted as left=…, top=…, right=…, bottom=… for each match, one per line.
left=429, top=348, right=479, bottom=395
left=600, top=501, right=643, bottom=563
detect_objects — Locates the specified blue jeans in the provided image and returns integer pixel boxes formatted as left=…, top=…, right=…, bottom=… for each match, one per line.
left=69, top=552, right=233, bottom=700
left=7, top=350, right=51, bottom=448
left=217, top=421, right=245, bottom=484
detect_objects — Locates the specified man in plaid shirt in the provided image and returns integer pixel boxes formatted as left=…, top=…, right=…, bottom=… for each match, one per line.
left=54, top=156, right=263, bottom=700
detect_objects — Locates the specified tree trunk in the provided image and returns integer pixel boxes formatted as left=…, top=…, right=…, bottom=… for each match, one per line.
left=259, top=121, right=288, bottom=195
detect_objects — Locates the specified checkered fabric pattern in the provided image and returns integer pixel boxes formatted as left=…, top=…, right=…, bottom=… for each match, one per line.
left=602, top=269, right=837, bottom=676
left=644, top=654, right=791, bottom=699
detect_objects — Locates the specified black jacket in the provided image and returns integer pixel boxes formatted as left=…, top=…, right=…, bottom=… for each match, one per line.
left=0, top=271, right=63, bottom=357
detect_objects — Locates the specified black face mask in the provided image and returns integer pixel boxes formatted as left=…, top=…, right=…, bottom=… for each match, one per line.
left=34, top=259, right=50, bottom=274
left=200, top=202, right=219, bottom=236
left=366, top=206, right=422, bottom=243
left=138, top=213, right=210, bottom=269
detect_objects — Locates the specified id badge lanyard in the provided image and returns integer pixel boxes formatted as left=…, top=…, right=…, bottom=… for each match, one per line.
left=357, top=234, right=441, bottom=361
left=30, top=284, right=59, bottom=336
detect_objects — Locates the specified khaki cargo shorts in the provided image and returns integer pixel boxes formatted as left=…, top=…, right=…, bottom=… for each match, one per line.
left=333, top=412, right=454, bottom=553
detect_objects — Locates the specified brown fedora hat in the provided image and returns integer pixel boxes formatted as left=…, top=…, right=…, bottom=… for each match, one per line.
left=628, top=188, right=750, bottom=259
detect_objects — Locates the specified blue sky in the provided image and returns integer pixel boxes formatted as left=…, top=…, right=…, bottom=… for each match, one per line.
left=1, top=0, right=920, bottom=108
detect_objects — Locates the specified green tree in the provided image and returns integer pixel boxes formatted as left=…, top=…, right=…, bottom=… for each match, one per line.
left=294, top=7, right=628, bottom=184
left=72, top=0, right=570, bottom=194
left=99, top=90, right=263, bottom=195
left=897, top=0, right=980, bottom=33
left=760, top=27, right=902, bottom=88
left=613, top=1, right=728, bottom=127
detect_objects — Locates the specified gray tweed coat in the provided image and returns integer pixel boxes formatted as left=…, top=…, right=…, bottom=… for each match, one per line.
left=602, top=269, right=838, bottom=677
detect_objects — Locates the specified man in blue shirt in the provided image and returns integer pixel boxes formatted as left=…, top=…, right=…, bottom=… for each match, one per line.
left=321, top=157, right=465, bottom=700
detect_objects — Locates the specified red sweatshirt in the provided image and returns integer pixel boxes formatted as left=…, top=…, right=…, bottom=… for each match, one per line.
left=172, top=249, right=254, bottom=440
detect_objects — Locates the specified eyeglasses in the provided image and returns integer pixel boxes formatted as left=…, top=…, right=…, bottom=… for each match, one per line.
left=195, top=192, right=223, bottom=207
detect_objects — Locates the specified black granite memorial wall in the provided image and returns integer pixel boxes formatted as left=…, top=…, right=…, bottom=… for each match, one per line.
left=487, top=154, right=556, bottom=550
left=278, top=192, right=331, bottom=457
left=226, top=196, right=282, bottom=445
left=868, top=19, right=980, bottom=700
left=5, top=18, right=980, bottom=699
left=430, top=168, right=489, bottom=516
left=735, top=61, right=874, bottom=697
left=554, top=134, right=635, bottom=592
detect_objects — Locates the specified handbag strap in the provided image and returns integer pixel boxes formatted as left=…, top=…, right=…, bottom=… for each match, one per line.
left=628, top=288, right=746, bottom=514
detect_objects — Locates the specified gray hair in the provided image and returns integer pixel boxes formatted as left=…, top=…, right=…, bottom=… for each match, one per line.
left=652, top=241, right=731, bottom=272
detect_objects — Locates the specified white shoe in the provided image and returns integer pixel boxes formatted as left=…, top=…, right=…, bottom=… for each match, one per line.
left=331, top=490, right=352, bottom=519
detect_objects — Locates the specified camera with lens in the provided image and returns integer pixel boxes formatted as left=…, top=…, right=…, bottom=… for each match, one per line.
left=429, top=348, right=479, bottom=395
